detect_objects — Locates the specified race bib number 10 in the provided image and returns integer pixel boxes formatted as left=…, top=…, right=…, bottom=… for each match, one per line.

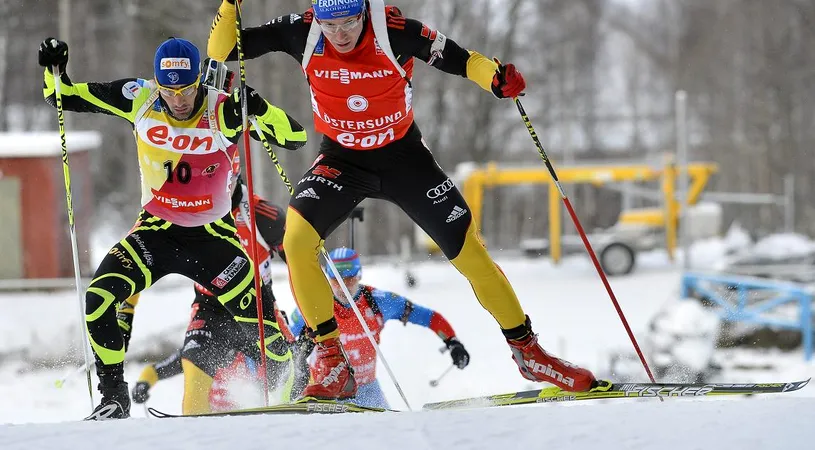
left=336, top=128, right=395, bottom=149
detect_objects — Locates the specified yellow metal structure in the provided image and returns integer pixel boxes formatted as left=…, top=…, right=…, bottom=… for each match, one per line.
left=444, top=158, right=718, bottom=263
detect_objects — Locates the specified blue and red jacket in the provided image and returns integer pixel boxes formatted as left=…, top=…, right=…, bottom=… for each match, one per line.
left=289, top=284, right=456, bottom=384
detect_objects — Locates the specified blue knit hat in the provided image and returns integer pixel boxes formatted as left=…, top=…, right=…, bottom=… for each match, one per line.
left=324, top=247, right=362, bottom=279
left=312, top=0, right=365, bottom=20
left=154, top=38, right=200, bottom=86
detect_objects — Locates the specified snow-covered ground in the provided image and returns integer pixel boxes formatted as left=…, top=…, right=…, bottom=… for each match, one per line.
left=0, top=235, right=813, bottom=448
left=1, top=397, right=811, bottom=450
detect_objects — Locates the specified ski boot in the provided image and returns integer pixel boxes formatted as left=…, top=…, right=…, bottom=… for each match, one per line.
left=85, top=362, right=131, bottom=420
left=504, top=316, right=597, bottom=392
left=300, top=336, right=357, bottom=400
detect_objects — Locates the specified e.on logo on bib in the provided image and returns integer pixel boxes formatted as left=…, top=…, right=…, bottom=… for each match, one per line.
left=144, top=124, right=216, bottom=153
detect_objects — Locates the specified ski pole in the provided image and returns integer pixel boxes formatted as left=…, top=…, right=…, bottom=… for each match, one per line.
left=348, top=207, right=364, bottom=249
left=52, top=65, right=95, bottom=411
left=235, top=0, right=270, bottom=407
left=429, top=364, right=454, bottom=388
left=512, top=95, right=657, bottom=384
left=248, top=117, right=293, bottom=194
left=54, top=360, right=95, bottom=389
left=322, top=248, right=413, bottom=411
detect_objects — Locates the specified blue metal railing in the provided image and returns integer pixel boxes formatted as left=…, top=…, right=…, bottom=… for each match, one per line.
left=681, top=272, right=814, bottom=360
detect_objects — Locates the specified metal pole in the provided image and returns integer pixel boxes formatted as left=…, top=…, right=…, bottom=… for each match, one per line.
left=58, top=0, right=71, bottom=130
left=675, top=90, right=690, bottom=270
left=513, top=96, right=658, bottom=384
left=58, top=0, right=70, bottom=47
left=322, top=248, right=413, bottom=410
left=251, top=140, right=267, bottom=198
left=348, top=207, right=364, bottom=249
left=349, top=212, right=356, bottom=249
left=784, top=174, right=795, bottom=233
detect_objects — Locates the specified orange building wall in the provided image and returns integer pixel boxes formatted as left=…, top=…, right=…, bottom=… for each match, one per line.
left=0, top=152, right=92, bottom=279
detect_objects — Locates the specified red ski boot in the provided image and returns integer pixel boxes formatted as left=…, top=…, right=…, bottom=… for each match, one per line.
left=300, top=337, right=358, bottom=400
left=504, top=317, right=597, bottom=392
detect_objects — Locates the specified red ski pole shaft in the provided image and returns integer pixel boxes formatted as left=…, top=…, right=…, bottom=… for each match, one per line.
left=513, top=96, right=657, bottom=384
left=235, top=0, right=270, bottom=405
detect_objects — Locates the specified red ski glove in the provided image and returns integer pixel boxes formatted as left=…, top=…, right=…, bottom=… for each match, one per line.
left=491, top=62, right=526, bottom=99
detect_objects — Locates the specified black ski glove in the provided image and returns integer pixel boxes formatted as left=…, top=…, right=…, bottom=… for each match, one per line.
left=38, top=38, right=69, bottom=73
left=231, top=85, right=266, bottom=117
left=445, top=337, right=470, bottom=369
left=131, top=381, right=151, bottom=404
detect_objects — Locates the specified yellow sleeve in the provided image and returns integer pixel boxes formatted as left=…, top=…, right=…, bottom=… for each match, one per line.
left=465, top=50, right=499, bottom=94
left=138, top=365, right=160, bottom=387
left=208, top=0, right=238, bottom=61
left=42, top=69, right=147, bottom=123
left=256, top=103, right=308, bottom=149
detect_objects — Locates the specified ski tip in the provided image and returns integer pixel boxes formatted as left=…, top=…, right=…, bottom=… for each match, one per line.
left=786, top=378, right=811, bottom=392
left=147, top=407, right=177, bottom=418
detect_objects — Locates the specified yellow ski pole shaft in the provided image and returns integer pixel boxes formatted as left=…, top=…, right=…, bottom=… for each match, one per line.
left=248, top=116, right=293, bottom=195
left=52, top=65, right=95, bottom=411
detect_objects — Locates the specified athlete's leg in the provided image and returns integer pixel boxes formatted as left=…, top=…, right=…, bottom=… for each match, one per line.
left=284, top=149, right=377, bottom=341
left=379, top=131, right=525, bottom=329
left=114, top=293, right=140, bottom=351
left=174, top=215, right=295, bottom=401
left=179, top=294, right=236, bottom=415
left=380, top=129, right=596, bottom=391
left=284, top=144, right=379, bottom=399
left=85, top=214, right=173, bottom=418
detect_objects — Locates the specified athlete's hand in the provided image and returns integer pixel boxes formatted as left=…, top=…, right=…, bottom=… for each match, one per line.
left=491, top=61, right=526, bottom=99
left=251, top=110, right=307, bottom=151
left=38, top=38, right=69, bottom=73
left=232, top=85, right=265, bottom=116
left=445, top=337, right=470, bottom=369
left=131, top=381, right=151, bottom=404
left=249, top=119, right=277, bottom=144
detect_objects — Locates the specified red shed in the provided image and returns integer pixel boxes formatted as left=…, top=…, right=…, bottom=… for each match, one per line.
left=0, top=132, right=99, bottom=280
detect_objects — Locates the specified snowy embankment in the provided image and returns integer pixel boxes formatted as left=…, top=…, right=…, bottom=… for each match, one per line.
left=1, top=397, right=811, bottom=450
left=1, top=241, right=813, bottom=448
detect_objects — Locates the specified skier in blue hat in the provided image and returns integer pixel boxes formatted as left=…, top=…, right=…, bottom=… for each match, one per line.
left=39, top=35, right=308, bottom=420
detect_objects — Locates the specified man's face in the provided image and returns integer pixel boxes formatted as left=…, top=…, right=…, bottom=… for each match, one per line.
left=318, top=13, right=365, bottom=54
left=157, top=81, right=199, bottom=119
left=329, top=275, right=361, bottom=301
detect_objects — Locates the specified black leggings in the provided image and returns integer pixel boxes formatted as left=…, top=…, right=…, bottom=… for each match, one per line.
left=85, top=211, right=289, bottom=375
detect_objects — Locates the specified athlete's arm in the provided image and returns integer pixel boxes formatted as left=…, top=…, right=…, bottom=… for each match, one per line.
left=136, top=349, right=184, bottom=387
left=254, top=199, right=287, bottom=262
left=208, top=0, right=311, bottom=63
left=217, top=86, right=307, bottom=148
left=43, top=70, right=144, bottom=123
left=374, top=289, right=457, bottom=341
left=388, top=8, right=507, bottom=96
